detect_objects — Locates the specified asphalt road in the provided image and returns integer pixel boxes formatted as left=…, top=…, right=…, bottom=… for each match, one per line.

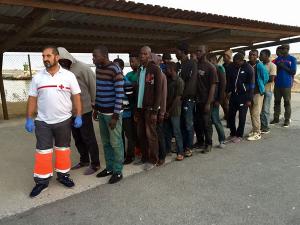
left=1, top=97, right=300, bottom=225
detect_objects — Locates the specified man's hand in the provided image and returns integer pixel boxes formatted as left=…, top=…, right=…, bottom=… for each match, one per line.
left=92, top=110, right=99, bottom=121
left=74, top=116, right=83, bottom=128
left=246, top=101, right=252, bottom=107
left=204, top=103, right=211, bottom=113
left=25, top=118, right=35, bottom=133
left=150, top=114, right=157, bottom=124
left=109, top=117, right=118, bottom=130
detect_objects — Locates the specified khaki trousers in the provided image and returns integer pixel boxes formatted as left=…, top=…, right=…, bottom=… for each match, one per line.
left=250, top=94, right=264, bottom=133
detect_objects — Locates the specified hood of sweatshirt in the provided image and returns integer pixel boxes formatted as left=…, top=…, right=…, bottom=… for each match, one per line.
left=57, top=47, right=76, bottom=64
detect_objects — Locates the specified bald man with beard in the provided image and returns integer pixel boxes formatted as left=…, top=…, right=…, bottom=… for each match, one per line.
left=134, top=46, right=162, bottom=170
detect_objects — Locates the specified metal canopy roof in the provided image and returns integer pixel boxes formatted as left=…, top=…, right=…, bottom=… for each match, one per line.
left=0, top=0, right=300, bottom=53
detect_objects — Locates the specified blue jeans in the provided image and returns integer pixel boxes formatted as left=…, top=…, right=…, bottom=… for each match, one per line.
left=181, top=100, right=195, bottom=150
left=211, top=105, right=225, bottom=143
left=260, top=91, right=272, bottom=129
left=98, top=113, right=124, bottom=173
left=164, top=116, right=184, bottom=155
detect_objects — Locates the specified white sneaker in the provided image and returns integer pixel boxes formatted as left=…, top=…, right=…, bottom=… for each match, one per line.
left=247, top=131, right=254, bottom=137
left=218, top=142, right=226, bottom=149
left=247, top=132, right=261, bottom=141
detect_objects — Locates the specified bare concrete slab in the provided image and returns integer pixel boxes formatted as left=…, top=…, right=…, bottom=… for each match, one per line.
left=0, top=93, right=299, bottom=220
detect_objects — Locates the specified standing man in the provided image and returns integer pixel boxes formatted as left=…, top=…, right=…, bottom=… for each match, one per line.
left=176, top=42, right=198, bottom=157
left=25, top=46, right=82, bottom=198
left=122, top=53, right=139, bottom=164
left=160, top=53, right=172, bottom=74
left=227, top=53, right=255, bottom=143
left=135, top=46, right=162, bottom=170
left=208, top=54, right=226, bottom=148
left=259, top=49, right=277, bottom=133
left=164, top=62, right=185, bottom=161
left=93, top=46, right=124, bottom=184
left=194, top=45, right=218, bottom=153
left=151, top=53, right=167, bottom=166
left=247, top=49, right=269, bottom=141
left=222, top=49, right=233, bottom=122
left=57, top=47, right=100, bottom=175
left=271, top=45, right=297, bottom=127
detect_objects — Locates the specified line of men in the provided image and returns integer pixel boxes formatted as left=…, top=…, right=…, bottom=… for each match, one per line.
left=24, top=43, right=296, bottom=197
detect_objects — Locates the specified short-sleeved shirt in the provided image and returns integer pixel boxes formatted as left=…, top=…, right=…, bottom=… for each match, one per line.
left=29, top=67, right=81, bottom=124
left=264, top=61, right=277, bottom=92
left=274, top=55, right=297, bottom=88
left=196, top=61, right=218, bottom=103
left=166, top=76, right=184, bottom=117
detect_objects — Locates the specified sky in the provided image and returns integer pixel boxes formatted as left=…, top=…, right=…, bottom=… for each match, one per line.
left=132, top=0, right=300, bottom=53
left=3, top=0, right=300, bottom=70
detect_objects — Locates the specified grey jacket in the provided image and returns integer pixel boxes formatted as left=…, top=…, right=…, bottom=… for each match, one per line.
left=57, top=47, right=96, bottom=114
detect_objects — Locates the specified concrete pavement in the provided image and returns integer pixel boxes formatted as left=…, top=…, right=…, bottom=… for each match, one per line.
left=0, top=94, right=300, bottom=224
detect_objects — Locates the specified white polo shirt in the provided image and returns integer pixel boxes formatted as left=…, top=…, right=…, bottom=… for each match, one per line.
left=29, top=67, right=81, bottom=124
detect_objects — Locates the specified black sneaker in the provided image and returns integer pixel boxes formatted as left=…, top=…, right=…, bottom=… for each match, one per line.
left=108, top=173, right=123, bottom=184
left=96, top=169, right=113, bottom=178
left=270, top=119, right=279, bottom=125
left=193, top=142, right=205, bottom=149
left=283, top=119, right=290, bottom=128
left=29, top=183, right=48, bottom=198
left=56, top=174, right=75, bottom=188
left=261, top=128, right=270, bottom=134
left=201, top=145, right=212, bottom=154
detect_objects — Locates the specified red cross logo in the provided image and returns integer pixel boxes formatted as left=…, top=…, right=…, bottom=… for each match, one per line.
left=59, top=84, right=64, bottom=89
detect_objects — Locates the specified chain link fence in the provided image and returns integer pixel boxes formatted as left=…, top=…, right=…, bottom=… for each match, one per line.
left=0, top=53, right=42, bottom=119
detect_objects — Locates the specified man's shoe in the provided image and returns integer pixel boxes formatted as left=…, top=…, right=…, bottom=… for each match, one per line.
left=261, top=128, right=270, bottom=134
left=185, top=149, right=193, bottom=157
left=156, top=159, right=165, bottom=166
left=84, top=166, right=100, bottom=175
left=193, top=142, right=205, bottom=149
left=56, top=174, right=75, bottom=188
left=247, top=132, right=261, bottom=141
left=270, top=118, right=279, bottom=125
left=123, top=158, right=134, bottom=165
left=144, top=163, right=155, bottom=171
left=232, top=137, right=242, bottom=143
left=283, top=119, right=291, bottom=128
left=201, top=145, right=212, bottom=154
left=247, top=131, right=254, bottom=137
left=218, top=142, right=226, bottom=149
left=71, top=162, right=89, bottom=170
left=108, top=173, right=123, bottom=184
left=96, top=169, right=113, bottom=178
left=29, top=183, right=48, bottom=198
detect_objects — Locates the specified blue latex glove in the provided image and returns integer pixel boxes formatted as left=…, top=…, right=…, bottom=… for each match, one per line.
left=25, top=118, right=35, bottom=133
left=74, top=115, right=82, bottom=128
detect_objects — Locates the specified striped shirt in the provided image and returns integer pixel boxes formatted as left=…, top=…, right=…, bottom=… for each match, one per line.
left=95, top=62, right=124, bottom=115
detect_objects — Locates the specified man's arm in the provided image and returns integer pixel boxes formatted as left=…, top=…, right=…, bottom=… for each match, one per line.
left=153, top=65, right=162, bottom=112
left=72, top=94, right=82, bottom=116
left=277, top=57, right=296, bottom=76
left=206, top=66, right=218, bottom=107
left=26, top=96, right=37, bottom=118
left=86, top=66, right=96, bottom=106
